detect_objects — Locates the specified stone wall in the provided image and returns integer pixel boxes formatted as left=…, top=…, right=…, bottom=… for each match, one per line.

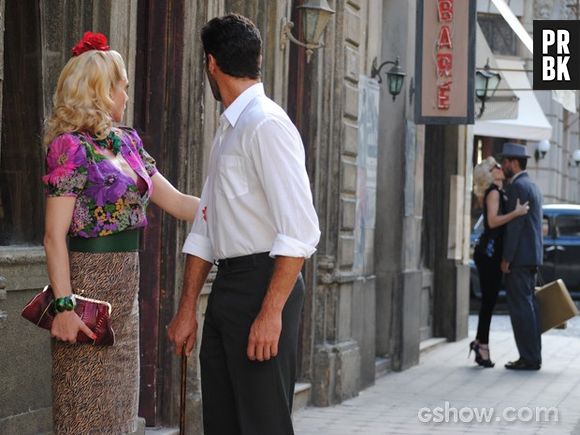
left=0, top=249, right=51, bottom=434
left=375, top=0, right=424, bottom=371
left=307, top=0, right=387, bottom=405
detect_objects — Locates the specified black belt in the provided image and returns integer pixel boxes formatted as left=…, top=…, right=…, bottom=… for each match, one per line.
left=215, top=252, right=272, bottom=269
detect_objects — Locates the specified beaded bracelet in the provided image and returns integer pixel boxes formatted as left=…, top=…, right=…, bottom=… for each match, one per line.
left=53, top=295, right=77, bottom=313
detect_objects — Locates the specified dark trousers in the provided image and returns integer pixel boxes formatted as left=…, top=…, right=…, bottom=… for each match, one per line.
left=200, top=253, right=305, bottom=435
left=505, top=267, right=542, bottom=364
left=474, top=251, right=502, bottom=344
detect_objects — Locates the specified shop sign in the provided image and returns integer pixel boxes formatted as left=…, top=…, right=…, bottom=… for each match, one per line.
left=415, top=0, right=476, bottom=124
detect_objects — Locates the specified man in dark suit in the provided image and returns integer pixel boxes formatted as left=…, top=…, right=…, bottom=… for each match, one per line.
left=500, top=142, right=543, bottom=371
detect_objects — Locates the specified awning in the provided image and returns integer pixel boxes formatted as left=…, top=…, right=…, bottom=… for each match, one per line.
left=475, top=24, right=518, bottom=121
left=474, top=58, right=553, bottom=141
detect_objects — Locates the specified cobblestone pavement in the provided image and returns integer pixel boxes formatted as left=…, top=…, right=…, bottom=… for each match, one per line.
left=293, top=315, right=580, bottom=435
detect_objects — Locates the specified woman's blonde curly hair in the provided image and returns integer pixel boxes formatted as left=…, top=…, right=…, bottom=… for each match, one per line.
left=43, top=49, right=126, bottom=145
left=473, top=156, right=498, bottom=200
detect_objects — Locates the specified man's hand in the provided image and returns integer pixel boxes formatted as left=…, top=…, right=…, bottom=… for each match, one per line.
left=247, top=308, right=282, bottom=361
left=246, top=256, right=304, bottom=362
left=501, top=260, right=511, bottom=274
left=167, top=306, right=198, bottom=357
left=167, top=255, right=212, bottom=357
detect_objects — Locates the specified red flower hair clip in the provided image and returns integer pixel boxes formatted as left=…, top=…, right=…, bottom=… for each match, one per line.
left=71, top=31, right=110, bottom=57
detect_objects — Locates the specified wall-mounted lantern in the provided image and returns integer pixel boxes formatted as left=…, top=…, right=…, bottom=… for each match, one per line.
left=569, top=149, right=580, bottom=167
left=370, top=56, right=406, bottom=101
left=534, top=139, right=551, bottom=162
left=475, top=60, right=501, bottom=118
left=280, top=0, right=335, bottom=63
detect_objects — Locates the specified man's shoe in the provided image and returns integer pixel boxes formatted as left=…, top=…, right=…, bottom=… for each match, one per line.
left=505, top=359, right=541, bottom=371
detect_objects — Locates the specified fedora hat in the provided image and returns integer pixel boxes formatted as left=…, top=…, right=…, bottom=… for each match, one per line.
left=498, top=142, right=531, bottom=159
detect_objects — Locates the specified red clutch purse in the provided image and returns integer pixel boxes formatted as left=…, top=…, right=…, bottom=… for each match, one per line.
left=21, top=285, right=115, bottom=346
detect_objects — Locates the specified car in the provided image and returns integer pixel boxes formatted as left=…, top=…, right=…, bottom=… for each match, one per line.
left=470, top=204, right=580, bottom=301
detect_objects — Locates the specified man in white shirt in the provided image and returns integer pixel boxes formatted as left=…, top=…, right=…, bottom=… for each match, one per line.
left=167, top=14, right=320, bottom=435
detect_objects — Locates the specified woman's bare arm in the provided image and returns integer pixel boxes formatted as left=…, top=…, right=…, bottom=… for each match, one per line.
left=150, top=173, right=200, bottom=222
left=486, top=189, right=528, bottom=229
left=44, top=197, right=76, bottom=298
left=44, top=196, right=95, bottom=343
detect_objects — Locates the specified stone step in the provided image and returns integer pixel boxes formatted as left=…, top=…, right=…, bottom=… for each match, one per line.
left=292, top=382, right=312, bottom=413
left=132, top=417, right=146, bottom=435
left=144, top=427, right=179, bottom=435
left=419, top=337, right=447, bottom=355
left=374, top=356, right=391, bottom=380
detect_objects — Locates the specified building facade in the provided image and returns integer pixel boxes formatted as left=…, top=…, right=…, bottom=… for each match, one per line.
left=472, top=0, right=580, bottom=205
left=525, top=0, right=580, bottom=204
left=0, top=1, right=474, bottom=433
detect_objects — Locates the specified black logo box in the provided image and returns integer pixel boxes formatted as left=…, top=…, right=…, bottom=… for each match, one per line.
left=533, top=20, right=580, bottom=90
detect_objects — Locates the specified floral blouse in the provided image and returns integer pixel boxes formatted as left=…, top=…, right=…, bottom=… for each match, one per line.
left=42, top=127, right=157, bottom=238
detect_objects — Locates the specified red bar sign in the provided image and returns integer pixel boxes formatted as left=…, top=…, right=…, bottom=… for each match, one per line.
left=436, top=0, right=453, bottom=109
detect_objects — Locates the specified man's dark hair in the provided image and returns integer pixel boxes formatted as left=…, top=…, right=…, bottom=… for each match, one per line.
left=201, top=14, right=262, bottom=79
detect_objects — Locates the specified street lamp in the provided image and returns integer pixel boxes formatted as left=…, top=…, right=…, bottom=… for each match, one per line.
left=534, top=139, right=551, bottom=162
left=475, top=60, right=501, bottom=118
left=370, top=56, right=407, bottom=101
left=280, top=0, right=335, bottom=63
left=569, top=149, right=580, bottom=167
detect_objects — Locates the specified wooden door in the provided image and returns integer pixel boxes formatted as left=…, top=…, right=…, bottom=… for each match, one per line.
left=286, top=0, right=317, bottom=382
left=0, top=0, right=43, bottom=245
left=134, top=0, right=186, bottom=425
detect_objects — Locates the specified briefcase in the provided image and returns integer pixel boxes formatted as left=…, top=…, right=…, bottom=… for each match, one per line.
left=535, top=279, right=579, bottom=333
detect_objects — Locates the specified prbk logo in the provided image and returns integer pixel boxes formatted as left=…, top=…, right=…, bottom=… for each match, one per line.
left=533, top=20, right=580, bottom=90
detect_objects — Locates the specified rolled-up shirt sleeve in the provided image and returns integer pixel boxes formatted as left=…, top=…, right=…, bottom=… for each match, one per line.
left=182, top=179, right=214, bottom=262
left=251, top=117, right=321, bottom=258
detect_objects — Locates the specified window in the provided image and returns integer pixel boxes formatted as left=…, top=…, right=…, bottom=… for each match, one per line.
left=542, top=217, right=550, bottom=237
left=478, top=14, right=518, bottom=56
left=556, top=215, right=580, bottom=238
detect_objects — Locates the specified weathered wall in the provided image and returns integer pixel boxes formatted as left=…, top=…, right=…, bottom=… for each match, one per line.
left=375, top=0, right=424, bottom=371
left=309, top=0, right=387, bottom=404
left=0, top=249, right=51, bottom=434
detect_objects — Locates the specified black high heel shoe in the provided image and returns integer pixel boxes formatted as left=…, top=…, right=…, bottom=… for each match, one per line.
left=468, top=340, right=479, bottom=358
left=468, top=340, right=495, bottom=368
left=475, top=344, right=495, bottom=368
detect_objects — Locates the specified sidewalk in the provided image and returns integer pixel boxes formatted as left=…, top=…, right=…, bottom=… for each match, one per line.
left=293, top=316, right=580, bottom=434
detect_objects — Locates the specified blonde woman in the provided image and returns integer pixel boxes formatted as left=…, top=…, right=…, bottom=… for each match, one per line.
left=470, top=156, right=529, bottom=368
left=43, top=32, right=199, bottom=433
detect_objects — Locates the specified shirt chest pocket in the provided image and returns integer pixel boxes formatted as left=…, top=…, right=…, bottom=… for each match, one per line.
left=218, top=155, right=249, bottom=199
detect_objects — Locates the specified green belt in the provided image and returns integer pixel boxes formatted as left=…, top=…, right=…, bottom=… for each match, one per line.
left=68, top=230, right=140, bottom=253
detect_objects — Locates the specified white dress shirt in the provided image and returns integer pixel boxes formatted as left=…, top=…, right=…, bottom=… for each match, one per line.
left=182, top=83, right=320, bottom=262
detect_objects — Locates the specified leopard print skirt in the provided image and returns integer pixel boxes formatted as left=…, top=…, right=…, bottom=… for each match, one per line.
left=52, top=251, right=140, bottom=435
